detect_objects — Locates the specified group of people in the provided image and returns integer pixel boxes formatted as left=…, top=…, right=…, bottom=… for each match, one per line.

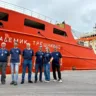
left=0, top=41, right=62, bottom=85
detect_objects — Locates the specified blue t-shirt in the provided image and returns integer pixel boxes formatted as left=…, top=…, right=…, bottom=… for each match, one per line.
left=52, top=52, right=62, bottom=65
left=10, top=48, right=21, bottom=63
left=35, top=51, right=44, bottom=65
left=22, top=49, right=34, bottom=60
left=43, top=52, right=52, bottom=64
left=0, top=48, right=9, bottom=62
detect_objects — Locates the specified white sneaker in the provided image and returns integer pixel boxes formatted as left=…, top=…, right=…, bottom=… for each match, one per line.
left=53, top=79, right=57, bottom=82
left=44, top=80, right=50, bottom=83
left=58, top=79, right=62, bottom=83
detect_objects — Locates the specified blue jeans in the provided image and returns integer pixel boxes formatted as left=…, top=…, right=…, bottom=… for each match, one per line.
left=44, top=63, right=50, bottom=81
left=22, top=60, right=32, bottom=81
left=11, top=63, right=19, bottom=82
left=35, top=64, right=43, bottom=81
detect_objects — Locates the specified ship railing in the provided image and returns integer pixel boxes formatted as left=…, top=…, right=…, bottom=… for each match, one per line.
left=0, top=0, right=82, bottom=39
left=0, top=0, right=59, bottom=24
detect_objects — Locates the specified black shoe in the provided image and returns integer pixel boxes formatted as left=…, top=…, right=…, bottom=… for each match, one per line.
left=10, top=81, right=14, bottom=85
left=28, top=81, right=33, bottom=83
left=21, top=81, right=24, bottom=84
left=1, top=82, right=5, bottom=85
left=14, top=82, right=18, bottom=86
left=34, top=80, right=37, bottom=83
left=40, top=80, right=43, bottom=82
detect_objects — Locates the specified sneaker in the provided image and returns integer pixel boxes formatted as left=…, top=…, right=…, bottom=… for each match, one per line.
left=10, top=81, right=14, bottom=85
left=14, top=82, right=18, bottom=85
left=53, top=79, right=57, bottom=82
left=58, top=79, right=62, bottom=83
left=28, top=81, right=33, bottom=83
left=21, top=81, right=24, bottom=84
left=44, top=80, right=50, bottom=83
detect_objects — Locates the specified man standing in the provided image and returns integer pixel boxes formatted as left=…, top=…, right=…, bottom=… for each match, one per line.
left=34, top=46, right=44, bottom=83
left=21, top=43, right=34, bottom=84
left=9, top=42, right=21, bottom=85
left=52, top=46, right=62, bottom=83
left=0, top=42, right=9, bottom=84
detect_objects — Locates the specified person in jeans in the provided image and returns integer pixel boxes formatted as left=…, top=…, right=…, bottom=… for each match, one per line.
left=0, top=42, right=9, bottom=84
left=9, top=42, right=21, bottom=85
left=21, top=43, right=34, bottom=84
left=34, top=46, right=44, bottom=83
left=52, top=46, right=62, bottom=83
left=43, top=47, right=53, bottom=83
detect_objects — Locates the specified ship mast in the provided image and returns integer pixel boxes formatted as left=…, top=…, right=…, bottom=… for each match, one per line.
left=93, top=23, right=96, bottom=32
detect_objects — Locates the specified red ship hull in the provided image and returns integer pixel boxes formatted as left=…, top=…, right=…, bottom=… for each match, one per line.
left=0, top=7, right=96, bottom=74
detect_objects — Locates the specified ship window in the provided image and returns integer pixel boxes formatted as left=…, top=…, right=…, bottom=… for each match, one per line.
left=24, top=18, right=45, bottom=30
left=0, top=12, right=8, bottom=21
left=53, top=28, right=67, bottom=37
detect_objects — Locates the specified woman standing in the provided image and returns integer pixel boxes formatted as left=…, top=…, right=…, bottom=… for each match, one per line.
left=43, top=47, right=53, bottom=83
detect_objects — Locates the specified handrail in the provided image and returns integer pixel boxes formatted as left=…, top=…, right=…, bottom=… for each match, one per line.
left=0, top=0, right=58, bottom=24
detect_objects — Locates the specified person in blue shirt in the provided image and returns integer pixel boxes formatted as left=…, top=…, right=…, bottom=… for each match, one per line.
left=0, top=42, right=9, bottom=84
left=43, top=47, right=53, bottom=83
left=9, top=42, right=21, bottom=85
left=52, top=46, right=62, bottom=83
left=34, top=46, right=44, bottom=83
left=21, top=43, right=34, bottom=84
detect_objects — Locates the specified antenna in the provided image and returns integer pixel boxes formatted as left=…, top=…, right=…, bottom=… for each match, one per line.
left=93, top=23, right=96, bottom=32
left=93, top=23, right=96, bottom=29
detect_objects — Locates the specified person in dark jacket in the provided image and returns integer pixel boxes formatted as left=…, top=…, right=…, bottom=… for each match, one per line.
left=0, top=42, right=9, bottom=84
left=21, top=43, right=34, bottom=84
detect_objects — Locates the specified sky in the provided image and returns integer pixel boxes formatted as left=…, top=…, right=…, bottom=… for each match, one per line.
left=1, top=0, right=96, bottom=36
